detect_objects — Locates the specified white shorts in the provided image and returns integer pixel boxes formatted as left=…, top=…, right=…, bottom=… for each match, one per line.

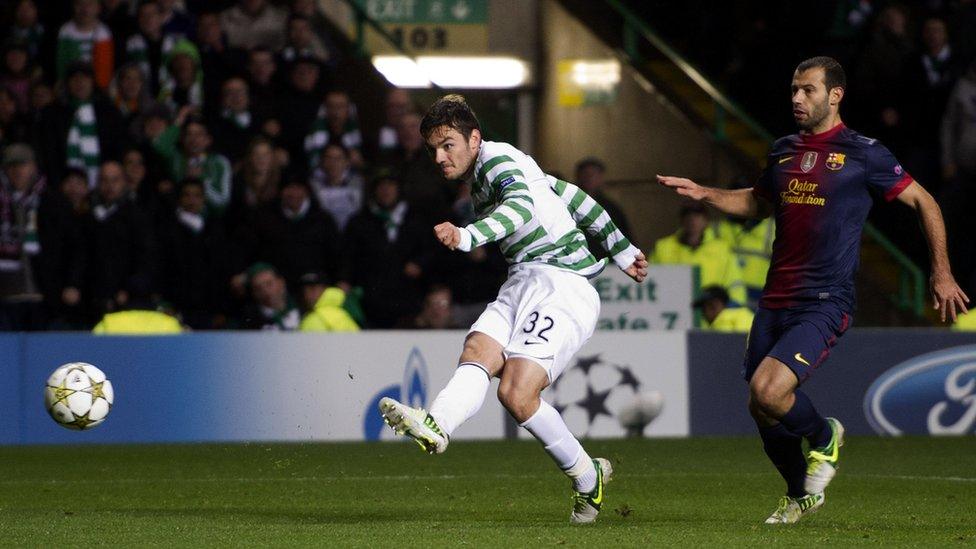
left=469, top=263, right=601, bottom=382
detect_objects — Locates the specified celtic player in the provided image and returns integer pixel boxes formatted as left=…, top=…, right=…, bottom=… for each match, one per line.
left=380, top=95, right=647, bottom=524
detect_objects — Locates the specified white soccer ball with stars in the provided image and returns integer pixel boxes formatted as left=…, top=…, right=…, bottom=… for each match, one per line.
left=44, top=362, right=114, bottom=430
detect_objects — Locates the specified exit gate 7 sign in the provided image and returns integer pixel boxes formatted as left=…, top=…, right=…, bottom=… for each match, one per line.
left=590, top=265, right=698, bottom=331
left=355, top=0, right=489, bottom=54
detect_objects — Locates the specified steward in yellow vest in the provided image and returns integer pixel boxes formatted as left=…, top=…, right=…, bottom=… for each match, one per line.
left=693, top=285, right=755, bottom=332
left=651, top=203, right=747, bottom=305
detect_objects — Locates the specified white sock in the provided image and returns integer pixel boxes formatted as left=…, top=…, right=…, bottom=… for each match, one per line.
left=428, top=362, right=491, bottom=436
left=520, top=400, right=598, bottom=493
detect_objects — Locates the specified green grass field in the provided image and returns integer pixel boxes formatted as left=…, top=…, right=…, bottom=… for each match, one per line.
left=1, top=437, right=974, bottom=547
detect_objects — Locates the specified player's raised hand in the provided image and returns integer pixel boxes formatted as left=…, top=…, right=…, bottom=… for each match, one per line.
left=931, top=270, right=970, bottom=323
left=624, top=250, right=649, bottom=283
left=657, top=175, right=709, bottom=201
left=434, top=221, right=461, bottom=250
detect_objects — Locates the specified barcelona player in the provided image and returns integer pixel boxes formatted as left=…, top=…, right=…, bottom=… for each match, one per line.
left=658, top=56, right=969, bottom=523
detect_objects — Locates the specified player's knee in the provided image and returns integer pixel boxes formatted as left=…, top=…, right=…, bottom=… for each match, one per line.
left=496, top=382, right=537, bottom=421
left=460, top=334, right=503, bottom=372
left=749, top=379, right=789, bottom=416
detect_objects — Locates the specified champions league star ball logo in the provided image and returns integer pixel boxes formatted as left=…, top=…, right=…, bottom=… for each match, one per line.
left=546, top=354, right=663, bottom=437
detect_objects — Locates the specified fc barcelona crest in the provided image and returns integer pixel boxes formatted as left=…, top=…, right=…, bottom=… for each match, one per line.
left=826, top=152, right=846, bottom=171
left=800, top=151, right=818, bottom=173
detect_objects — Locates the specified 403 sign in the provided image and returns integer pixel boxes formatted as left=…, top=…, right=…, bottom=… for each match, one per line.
left=356, top=0, right=489, bottom=54
left=590, top=265, right=697, bottom=331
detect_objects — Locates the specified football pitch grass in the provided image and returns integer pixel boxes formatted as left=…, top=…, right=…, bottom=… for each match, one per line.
left=1, top=437, right=974, bottom=547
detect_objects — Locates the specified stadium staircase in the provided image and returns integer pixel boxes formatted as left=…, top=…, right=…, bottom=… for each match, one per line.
left=557, top=0, right=930, bottom=326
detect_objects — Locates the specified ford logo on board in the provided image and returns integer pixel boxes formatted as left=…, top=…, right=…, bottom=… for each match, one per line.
left=864, top=345, right=976, bottom=435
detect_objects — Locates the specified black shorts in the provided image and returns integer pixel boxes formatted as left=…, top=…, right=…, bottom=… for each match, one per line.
left=742, top=301, right=852, bottom=384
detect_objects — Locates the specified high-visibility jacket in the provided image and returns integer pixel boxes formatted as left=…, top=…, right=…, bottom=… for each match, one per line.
left=300, top=287, right=360, bottom=332
left=710, top=218, right=774, bottom=300
left=93, top=310, right=183, bottom=334
left=706, top=306, right=755, bottom=333
left=952, top=311, right=976, bottom=331
left=650, top=232, right=748, bottom=305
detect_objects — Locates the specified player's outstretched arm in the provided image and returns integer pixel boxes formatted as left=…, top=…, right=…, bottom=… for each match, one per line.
left=656, top=175, right=771, bottom=219
left=547, top=177, right=642, bottom=272
left=895, top=181, right=970, bottom=322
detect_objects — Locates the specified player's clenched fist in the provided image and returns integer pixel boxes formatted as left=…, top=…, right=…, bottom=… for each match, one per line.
left=434, top=222, right=461, bottom=249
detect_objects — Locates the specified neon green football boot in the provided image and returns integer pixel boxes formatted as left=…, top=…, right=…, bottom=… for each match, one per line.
left=378, top=397, right=449, bottom=454
left=764, top=492, right=825, bottom=524
left=570, top=458, right=613, bottom=524
left=805, top=417, right=845, bottom=494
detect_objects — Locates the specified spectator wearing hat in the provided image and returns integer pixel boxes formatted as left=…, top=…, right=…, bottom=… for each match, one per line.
left=0, top=143, right=83, bottom=330
left=242, top=177, right=341, bottom=290
left=298, top=271, right=359, bottom=332
left=341, top=174, right=432, bottom=328
left=240, top=262, right=301, bottom=330
left=56, top=0, right=115, bottom=89
left=157, top=38, right=204, bottom=113
left=220, top=0, right=288, bottom=51
left=152, top=110, right=233, bottom=216
left=83, top=160, right=155, bottom=318
left=308, top=142, right=364, bottom=233
left=574, top=157, right=633, bottom=259
left=693, top=285, right=754, bottom=332
left=34, top=61, right=126, bottom=187
left=158, top=177, right=230, bottom=329
left=650, top=201, right=747, bottom=305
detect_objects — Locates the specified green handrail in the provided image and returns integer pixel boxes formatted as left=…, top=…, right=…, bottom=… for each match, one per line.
left=600, top=0, right=927, bottom=319
left=863, top=223, right=926, bottom=317
left=603, top=0, right=774, bottom=144
left=340, top=0, right=417, bottom=63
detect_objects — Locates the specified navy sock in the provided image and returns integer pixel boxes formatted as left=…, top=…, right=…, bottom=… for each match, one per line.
left=780, top=390, right=832, bottom=449
left=758, top=422, right=807, bottom=498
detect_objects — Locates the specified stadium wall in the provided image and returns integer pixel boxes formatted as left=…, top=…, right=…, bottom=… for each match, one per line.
left=2, top=330, right=975, bottom=445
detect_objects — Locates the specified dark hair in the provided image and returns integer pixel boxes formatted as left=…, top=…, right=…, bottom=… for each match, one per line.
left=575, top=157, right=606, bottom=175
left=796, top=56, right=846, bottom=92
left=322, top=141, right=350, bottom=158
left=420, top=94, right=480, bottom=141
left=179, top=177, right=204, bottom=192
left=249, top=46, right=275, bottom=60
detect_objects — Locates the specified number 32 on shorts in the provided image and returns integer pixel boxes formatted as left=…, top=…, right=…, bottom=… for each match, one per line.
left=522, top=311, right=555, bottom=343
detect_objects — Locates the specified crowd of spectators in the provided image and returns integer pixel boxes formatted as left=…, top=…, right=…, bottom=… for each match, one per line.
left=0, top=0, right=520, bottom=332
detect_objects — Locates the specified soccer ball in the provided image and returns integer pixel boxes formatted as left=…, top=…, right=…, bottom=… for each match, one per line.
left=617, top=390, right=665, bottom=437
left=44, top=362, right=114, bottom=430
